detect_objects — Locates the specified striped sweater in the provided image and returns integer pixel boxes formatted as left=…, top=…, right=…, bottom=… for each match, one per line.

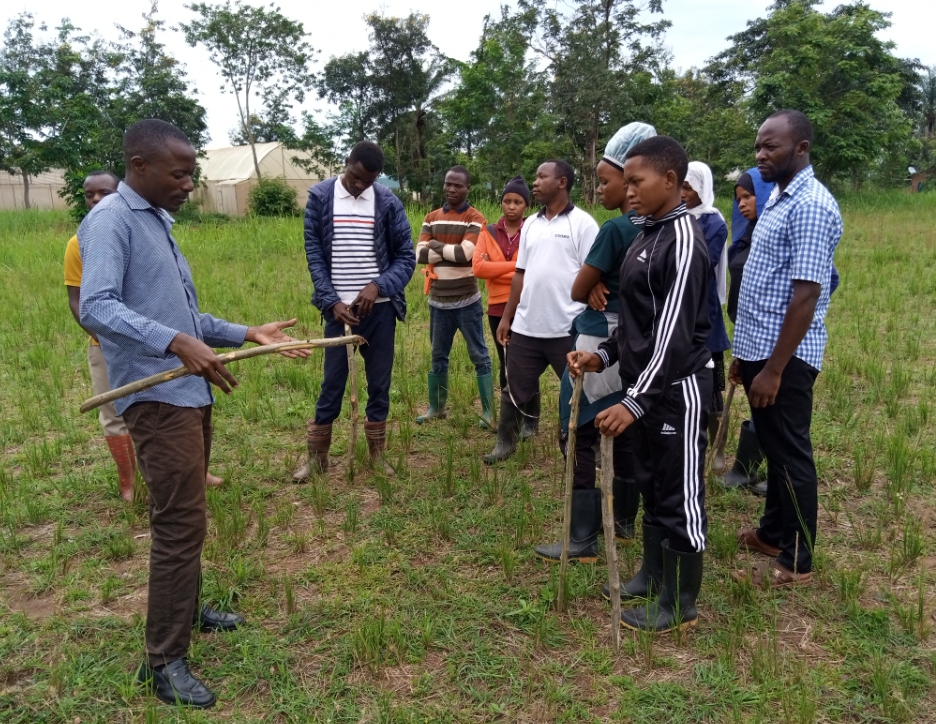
left=417, top=203, right=486, bottom=300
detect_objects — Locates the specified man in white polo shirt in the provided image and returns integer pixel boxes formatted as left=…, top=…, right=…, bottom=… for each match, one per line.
left=484, top=159, right=599, bottom=463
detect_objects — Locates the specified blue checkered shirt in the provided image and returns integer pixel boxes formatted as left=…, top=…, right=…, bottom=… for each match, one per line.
left=734, top=166, right=842, bottom=371
left=78, top=183, right=247, bottom=415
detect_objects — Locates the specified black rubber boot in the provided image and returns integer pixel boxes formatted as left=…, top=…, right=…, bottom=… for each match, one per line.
left=602, top=522, right=666, bottom=600
left=613, top=476, right=640, bottom=541
left=483, top=399, right=522, bottom=465
left=719, top=419, right=764, bottom=489
left=620, top=539, right=704, bottom=633
left=520, top=390, right=540, bottom=441
left=534, top=488, right=602, bottom=563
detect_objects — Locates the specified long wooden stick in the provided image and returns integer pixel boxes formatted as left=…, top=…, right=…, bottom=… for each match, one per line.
left=599, top=434, right=621, bottom=652
left=706, top=382, right=736, bottom=476
left=558, top=374, right=584, bottom=613
left=79, top=335, right=365, bottom=413
left=345, top=324, right=359, bottom=480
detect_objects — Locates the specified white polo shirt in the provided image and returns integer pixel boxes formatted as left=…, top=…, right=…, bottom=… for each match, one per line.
left=332, top=180, right=388, bottom=305
left=512, top=204, right=599, bottom=338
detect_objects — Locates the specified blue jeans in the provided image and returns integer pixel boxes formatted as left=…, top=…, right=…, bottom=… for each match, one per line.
left=429, top=300, right=492, bottom=376
left=315, top=302, right=396, bottom=424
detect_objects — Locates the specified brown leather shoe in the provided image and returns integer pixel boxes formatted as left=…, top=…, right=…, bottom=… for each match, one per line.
left=364, top=420, right=395, bottom=476
left=105, top=434, right=136, bottom=502
left=293, top=422, right=331, bottom=482
left=205, top=472, right=223, bottom=487
left=731, top=560, right=812, bottom=587
left=737, top=528, right=781, bottom=557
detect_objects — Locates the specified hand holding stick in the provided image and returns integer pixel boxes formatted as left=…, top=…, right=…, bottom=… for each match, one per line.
left=600, top=434, right=621, bottom=652
left=558, top=374, right=584, bottom=613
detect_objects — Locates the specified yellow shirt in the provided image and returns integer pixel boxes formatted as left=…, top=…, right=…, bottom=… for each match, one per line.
left=64, top=235, right=98, bottom=345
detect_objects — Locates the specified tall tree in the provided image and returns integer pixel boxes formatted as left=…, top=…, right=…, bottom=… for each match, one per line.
left=181, top=1, right=315, bottom=179
left=317, top=52, right=375, bottom=147
left=711, top=0, right=915, bottom=188
left=0, top=15, right=109, bottom=208
left=520, top=0, right=669, bottom=202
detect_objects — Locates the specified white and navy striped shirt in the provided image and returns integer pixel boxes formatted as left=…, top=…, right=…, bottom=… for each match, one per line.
left=332, top=181, right=387, bottom=305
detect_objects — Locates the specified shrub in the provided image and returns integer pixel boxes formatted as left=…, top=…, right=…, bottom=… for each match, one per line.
left=249, top=177, right=300, bottom=217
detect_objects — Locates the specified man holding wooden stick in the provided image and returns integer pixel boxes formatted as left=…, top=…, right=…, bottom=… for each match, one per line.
left=79, top=119, right=309, bottom=709
left=568, top=136, right=712, bottom=634
left=298, top=141, right=416, bottom=479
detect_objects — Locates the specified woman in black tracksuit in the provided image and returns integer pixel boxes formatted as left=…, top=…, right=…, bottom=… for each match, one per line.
left=570, top=136, right=712, bottom=634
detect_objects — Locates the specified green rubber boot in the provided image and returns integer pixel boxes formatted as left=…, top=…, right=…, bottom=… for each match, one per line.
left=477, top=373, right=496, bottom=430
left=416, top=373, right=448, bottom=424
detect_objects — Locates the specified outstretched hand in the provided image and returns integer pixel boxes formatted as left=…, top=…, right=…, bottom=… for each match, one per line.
left=246, top=319, right=311, bottom=359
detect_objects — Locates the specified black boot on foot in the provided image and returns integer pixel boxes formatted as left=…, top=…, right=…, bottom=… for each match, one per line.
left=603, top=522, right=666, bottom=600
left=195, top=604, right=245, bottom=633
left=620, top=539, right=704, bottom=633
left=484, top=400, right=522, bottom=465
left=720, top=420, right=764, bottom=489
left=138, top=658, right=217, bottom=708
left=534, top=488, right=602, bottom=563
left=520, top=390, right=541, bottom=441
left=612, top=476, right=640, bottom=541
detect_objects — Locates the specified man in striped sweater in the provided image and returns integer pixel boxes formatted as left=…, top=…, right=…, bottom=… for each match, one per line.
left=415, top=166, right=495, bottom=428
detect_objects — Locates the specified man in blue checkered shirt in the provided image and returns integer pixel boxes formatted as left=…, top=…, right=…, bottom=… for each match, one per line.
left=728, top=110, right=842, bottom=588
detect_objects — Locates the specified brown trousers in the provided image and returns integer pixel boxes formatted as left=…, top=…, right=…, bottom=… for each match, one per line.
left=123, top=402, right=212, bottom=666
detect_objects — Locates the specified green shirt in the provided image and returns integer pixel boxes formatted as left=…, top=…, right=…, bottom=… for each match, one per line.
left=583, top=211, right=640, bottom=315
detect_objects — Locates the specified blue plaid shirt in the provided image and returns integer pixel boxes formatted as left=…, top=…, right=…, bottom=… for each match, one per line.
left=734, top=166, right=842, bottom=371
left=78, top=183, right=247, bottom=415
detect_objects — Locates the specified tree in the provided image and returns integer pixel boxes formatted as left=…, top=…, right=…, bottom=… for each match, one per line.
left=317, top=52, right=375, bottom=147
left=712, top=0, right=915, bottom=188
left=181, top=1, right=315, bottom=179
left=520, top=0, right=669, bottom=202
left=0, top=15, right=109, bottom=208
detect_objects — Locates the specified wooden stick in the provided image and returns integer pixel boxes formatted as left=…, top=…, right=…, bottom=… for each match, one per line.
left=79, top=335, right=365, bottom=414
left=706, top=382, right=736, bottom=476
left=345, top=323, right=360, bottom=480
left=600, top=434, right=621, bottom=652
left=558, top=374, right=584, bottom=613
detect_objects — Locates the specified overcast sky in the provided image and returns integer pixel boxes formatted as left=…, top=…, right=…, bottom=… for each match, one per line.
left=2, top=0, right=932, bottom=147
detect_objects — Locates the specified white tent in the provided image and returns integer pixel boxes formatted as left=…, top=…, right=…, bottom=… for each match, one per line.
left=193, top=142, right=335, bottom=216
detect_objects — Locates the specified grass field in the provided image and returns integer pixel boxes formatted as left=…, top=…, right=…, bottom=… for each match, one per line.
left=1, top=192, right=935, bottom=723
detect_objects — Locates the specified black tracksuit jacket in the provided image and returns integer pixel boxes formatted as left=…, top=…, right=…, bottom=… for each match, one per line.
left=597, top=206, right=712, bottom=420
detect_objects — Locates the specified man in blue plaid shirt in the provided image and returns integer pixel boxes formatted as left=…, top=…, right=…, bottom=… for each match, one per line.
left=728, top=110, right=842, bottom=588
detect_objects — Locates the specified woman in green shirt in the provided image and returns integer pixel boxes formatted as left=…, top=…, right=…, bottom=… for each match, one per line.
left=534, top=122, right=656, bottom=566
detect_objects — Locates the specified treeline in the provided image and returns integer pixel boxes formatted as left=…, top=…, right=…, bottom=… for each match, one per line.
left=1, top=0, right=935, bottom=213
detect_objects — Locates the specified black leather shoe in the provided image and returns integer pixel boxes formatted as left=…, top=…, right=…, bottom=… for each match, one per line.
left=195, top=604, right=245, bottom=633
left=138, top=658, right=216, bottom=708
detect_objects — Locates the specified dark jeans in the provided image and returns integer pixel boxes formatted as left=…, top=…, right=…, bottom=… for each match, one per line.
left=123, top=402, right=211, bottom=666
left=429, top=300, right=492, bottom=376
left=503, top=331, right=572, bottom=407
left=316, top=302, right=397, bottom=424
left=488, top=314, right=507, bottom=389
left=634, top=370, right=711, bottom=553
left=573, top=422, right=634, bottom=489
left=741, top=357, right=819, bottom=573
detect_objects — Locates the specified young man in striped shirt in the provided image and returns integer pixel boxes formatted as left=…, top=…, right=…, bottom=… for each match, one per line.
left=299, top=141, right=416, bottom=478
left=415, top=166, right=495, bottom=428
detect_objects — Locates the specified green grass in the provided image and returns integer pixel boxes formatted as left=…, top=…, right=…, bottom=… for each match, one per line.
left=1, top=191, right=935, bottom=722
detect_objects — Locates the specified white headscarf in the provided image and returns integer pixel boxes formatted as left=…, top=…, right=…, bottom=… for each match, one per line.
left=685, top=161, right=728, bottom=305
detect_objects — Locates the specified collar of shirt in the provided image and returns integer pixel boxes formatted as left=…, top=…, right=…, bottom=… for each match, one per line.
left=536, top=201, right=575, bottom=218
left=766, top=165, right=815, bottom=210
left=442, top=200, right=471, bottom=213
left=117, top=182, right=175, bottom=224
left=632, top=202, right=687, bottom=228
left=335, top=178, right=375, bottom=202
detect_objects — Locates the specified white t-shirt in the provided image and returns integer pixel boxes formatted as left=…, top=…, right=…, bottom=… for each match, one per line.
left=512, top=204, right=599, bottom=338
left=331, top=180, right=388, bottom=305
